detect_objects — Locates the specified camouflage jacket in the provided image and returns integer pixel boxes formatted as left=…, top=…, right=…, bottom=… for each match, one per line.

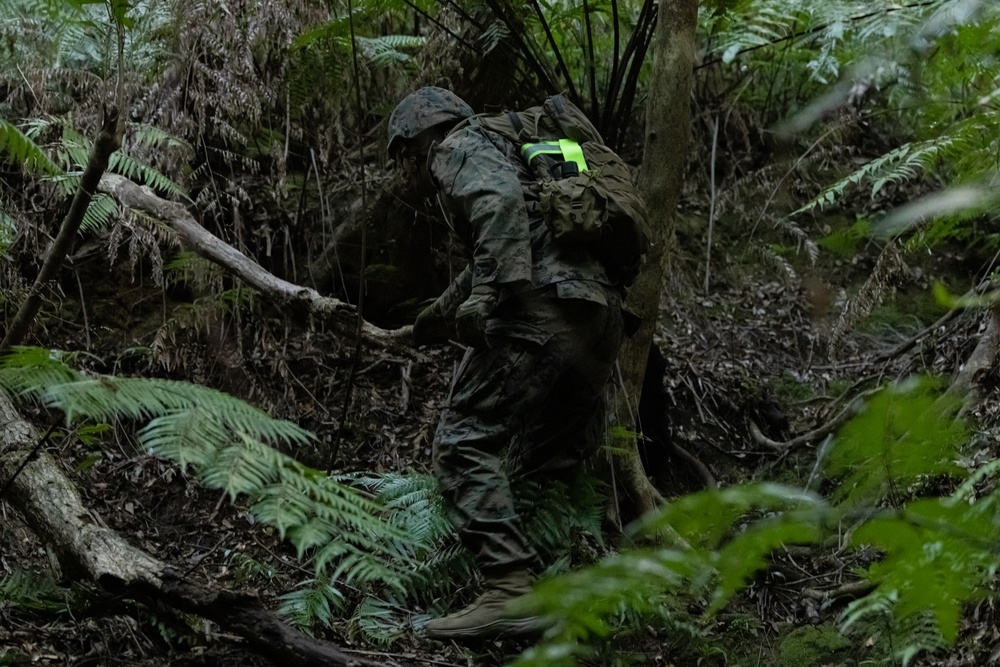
left=427, top=124, right=613, bottom=318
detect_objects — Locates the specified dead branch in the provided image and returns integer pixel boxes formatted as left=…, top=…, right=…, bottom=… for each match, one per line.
left=98, top=174, right=411, bottom=350
left=0, top=393, right=381, bottom=667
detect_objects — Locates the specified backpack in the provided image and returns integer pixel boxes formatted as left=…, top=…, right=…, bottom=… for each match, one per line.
left=462, top=94, right=651, bottom=288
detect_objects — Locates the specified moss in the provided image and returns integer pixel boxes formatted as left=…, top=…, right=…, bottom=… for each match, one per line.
left=776, top=625, right=853, bottom=667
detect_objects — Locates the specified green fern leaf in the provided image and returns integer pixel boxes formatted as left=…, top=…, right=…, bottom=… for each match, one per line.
left=0, top=117, right=62, bottom=176
left=80, top=192, right=119, bottom=234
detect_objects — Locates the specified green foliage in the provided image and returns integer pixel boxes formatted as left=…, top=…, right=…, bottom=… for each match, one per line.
left=0, top=117, right=62, bottom=176
left=0, top=346, right=419, bottom=604
left=512, top=375, right=991, bottom=666
left=701, top=0, right=938, bottom=121
left=0, top=569, right=73, bottom=614
left=286, top=16, right=425, bottom=115
left=277, top=577, right=347, bottom=631
left=55, top=122, right=188, bottom=200
left=774, top=625, right=852, bottom=667
left=826, top=375, right=965, bottom=507
left=779, top=1, right=1000, bottom=248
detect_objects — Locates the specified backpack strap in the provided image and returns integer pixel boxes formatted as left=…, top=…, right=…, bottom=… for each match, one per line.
left=507, top=111, right=523, bottom=136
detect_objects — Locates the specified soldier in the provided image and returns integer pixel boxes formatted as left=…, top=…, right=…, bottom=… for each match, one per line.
left=388, top=86, right=626, bottom=639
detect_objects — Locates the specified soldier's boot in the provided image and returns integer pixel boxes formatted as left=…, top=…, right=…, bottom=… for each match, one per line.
left=424, top=570, right=545, bottom=640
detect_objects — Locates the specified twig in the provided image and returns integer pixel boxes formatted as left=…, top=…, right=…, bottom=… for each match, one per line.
left=875, top=304, right=962, bottom=364
left=400, top=361, right=412, bottom=413
left=704, top=115, right=719, bottom=293
left=74, top=268, right=91, bottom=348
left=805, top=434, right=834, bottom=491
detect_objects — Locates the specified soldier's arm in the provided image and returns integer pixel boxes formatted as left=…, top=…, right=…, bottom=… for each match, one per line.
left=429, top=265, right=472, bottom=320
left=429, top=128, right=532, bottom=293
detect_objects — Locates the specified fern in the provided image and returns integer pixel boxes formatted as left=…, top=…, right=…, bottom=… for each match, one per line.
left=277, top=577, right=346, bottom=631
left=351, top=597, right=411, bottom=645
left=0, top=347, right=419, bottom=601
left=80, top=192, right=120, bottom=234
left=0, top=569, right=73, bottom=614
left=108, top=150, right=188, bottom=199
left=792, top=137, right=957, bottom=217
left=0, top=200, right=17, bottom=257
left=511, top=377, right=989, bottom=666
left=0, top=117, right=62, bottom=176
left=355, top=34, right=426, bottom=67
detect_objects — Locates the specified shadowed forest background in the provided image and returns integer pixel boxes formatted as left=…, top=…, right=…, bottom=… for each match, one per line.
left=2, top=0, right=1000, bottom=665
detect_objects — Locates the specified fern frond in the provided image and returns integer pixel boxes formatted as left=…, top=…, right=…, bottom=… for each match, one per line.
left=130, top=123, right=192, bottom=154
left=80, top=192, right=120, bottom=234
left=108, top=151, right=188, bottom=199
left=792, top=138, right=954, bottom=217
left=277, top=577, right=346, bottom=630
left=0, top=117, right=62, bottom=176
left=355, top=35, right=425, bottom=67
left=352, top=597, right=410, bottom=645
left=0, top=347, right=82, bottom=397
left=0, top=349, right=422, bottom=604
left=827, top=239, right=907, bottom=357
left=0, top=569, right=72, bottom=614
left=0, top=202, right=17, bottom=256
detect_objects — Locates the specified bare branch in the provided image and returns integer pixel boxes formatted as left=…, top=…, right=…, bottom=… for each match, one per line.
left=98, top=174, right=412, bottom=349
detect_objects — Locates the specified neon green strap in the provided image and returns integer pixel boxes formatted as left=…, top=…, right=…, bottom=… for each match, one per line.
left=557, top=138, right=588, bottom=171
left=521, top=139, right=589, bottom=172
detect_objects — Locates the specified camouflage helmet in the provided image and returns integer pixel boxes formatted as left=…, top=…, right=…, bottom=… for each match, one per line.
left=387, top=86, right=473, bottom=158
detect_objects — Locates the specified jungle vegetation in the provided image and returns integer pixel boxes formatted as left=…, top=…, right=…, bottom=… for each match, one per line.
left=2, top=0, right=1000, bottom=665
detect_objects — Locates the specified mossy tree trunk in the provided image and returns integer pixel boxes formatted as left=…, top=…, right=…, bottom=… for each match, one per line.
left=611, top=0, right=698, bottom=518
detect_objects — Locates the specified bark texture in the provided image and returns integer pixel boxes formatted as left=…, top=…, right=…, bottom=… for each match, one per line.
left=0, top=392, right=379, bottom=667
left=612, top=0, right=699, bottom=516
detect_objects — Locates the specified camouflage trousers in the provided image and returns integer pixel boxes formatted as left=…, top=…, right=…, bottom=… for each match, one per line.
left=432, top=285, right=624, bottom=576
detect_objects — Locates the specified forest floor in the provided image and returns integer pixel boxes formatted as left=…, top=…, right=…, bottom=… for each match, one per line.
left=3, top=177, right=1000, bottom=666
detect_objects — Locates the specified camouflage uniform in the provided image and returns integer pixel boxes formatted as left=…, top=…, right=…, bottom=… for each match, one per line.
left=423, top=120, right=625, bottom=577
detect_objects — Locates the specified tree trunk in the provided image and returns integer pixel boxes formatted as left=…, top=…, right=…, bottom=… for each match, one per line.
left=1, top=109, right=122, bottom=351
left=0, top=392, right=379, bottom=667
left=611, top=0, right=699, bottom=518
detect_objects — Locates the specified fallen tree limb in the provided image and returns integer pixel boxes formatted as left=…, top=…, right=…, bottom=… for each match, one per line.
left=98, top=173, right=410, bottom=349
left=0, top=392, right=382, bottom=667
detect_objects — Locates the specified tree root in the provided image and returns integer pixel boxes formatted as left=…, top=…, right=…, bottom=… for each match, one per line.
left=749, top=391, right=870, bottom=452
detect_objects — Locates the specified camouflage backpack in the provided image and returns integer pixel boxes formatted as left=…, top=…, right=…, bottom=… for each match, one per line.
left=458, top=94, right=651, bottom=288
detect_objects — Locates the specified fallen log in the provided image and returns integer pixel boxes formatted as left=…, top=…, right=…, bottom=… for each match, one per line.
left=0, top=392, right=383, bottom=667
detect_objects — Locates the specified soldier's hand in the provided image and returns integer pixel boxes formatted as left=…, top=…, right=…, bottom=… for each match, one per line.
left=413, top=303, right=451, bottom=346
left=455, top=285, right=498, bottom=348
